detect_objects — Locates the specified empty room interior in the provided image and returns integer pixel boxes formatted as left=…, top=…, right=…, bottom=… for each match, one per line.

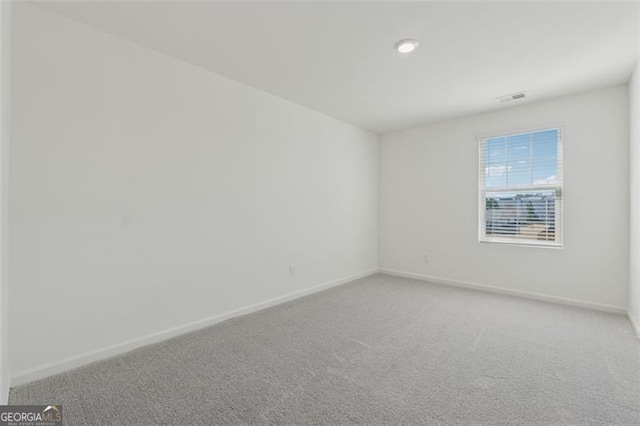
left=0, top=0, right=639, bottom=424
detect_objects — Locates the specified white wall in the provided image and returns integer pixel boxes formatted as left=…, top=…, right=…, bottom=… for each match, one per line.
left=380, top=86, right=630, bottom=310
left=0, top=0, right=11, bottom=404
left=10, top=4, right=378, bottom=380
left=630, top=64, right=640, bottom=332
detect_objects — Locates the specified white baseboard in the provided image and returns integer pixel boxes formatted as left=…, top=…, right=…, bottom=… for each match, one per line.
left=11, top=269, right=377, bottom=387
left=378, top=268, right=627, bottom=315
left=628, top=311, right=640, bottom=341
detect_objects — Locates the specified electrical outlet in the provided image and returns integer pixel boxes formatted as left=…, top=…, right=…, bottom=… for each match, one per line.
left=422, top=254, right=429, bottom=263
left=289, top=265, right=296, bottom=277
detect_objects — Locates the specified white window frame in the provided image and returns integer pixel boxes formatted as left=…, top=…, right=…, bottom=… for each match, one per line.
left=478, top=126, right=563, bottom=248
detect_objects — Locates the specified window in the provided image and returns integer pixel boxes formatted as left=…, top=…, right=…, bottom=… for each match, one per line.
left=479, top=128, right=563, bottom=247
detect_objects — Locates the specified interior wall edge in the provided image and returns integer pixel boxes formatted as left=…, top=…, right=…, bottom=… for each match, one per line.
left=0, top=0, right=12, bottom=405
left=628, top=310, right=640, bottom=341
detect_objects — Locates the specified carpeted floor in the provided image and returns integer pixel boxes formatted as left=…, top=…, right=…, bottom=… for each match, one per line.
left=10, top=273, right=640, bottom=424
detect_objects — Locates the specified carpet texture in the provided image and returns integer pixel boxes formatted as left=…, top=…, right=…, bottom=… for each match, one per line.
left=9, top=274, right=640, bottom=424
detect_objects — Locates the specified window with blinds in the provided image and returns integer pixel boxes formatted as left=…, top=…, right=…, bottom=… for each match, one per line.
left=479, top=128, right=563, bottom=247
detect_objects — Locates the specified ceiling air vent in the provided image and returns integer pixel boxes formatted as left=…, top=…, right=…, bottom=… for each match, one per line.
left=497, top=91, right=526, bottom=103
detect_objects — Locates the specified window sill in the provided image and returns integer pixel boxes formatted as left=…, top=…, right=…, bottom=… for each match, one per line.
left=479, top=238, right=563, bottom=249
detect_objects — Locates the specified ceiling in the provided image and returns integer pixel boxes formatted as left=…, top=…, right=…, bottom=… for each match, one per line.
left=33, top=1, right=639, bottom=134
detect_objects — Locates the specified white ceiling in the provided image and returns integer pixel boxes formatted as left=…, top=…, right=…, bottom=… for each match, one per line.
left=33, top=1, right=639, bottom=134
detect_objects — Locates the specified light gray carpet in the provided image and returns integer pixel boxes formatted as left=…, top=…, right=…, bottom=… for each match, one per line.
left=10, top=273, right=640, bottom=424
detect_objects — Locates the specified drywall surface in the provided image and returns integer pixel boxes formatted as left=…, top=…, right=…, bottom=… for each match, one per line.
left=380, top=86, right=630, bottom=309
left=10, top=4, right=377, bottom=377
left=0, top=0, right=11, bottom=404
left=630, top=65, right=640, bottom=329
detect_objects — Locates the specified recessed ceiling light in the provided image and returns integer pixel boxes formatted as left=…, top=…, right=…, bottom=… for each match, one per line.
left=395, top=39, right=419, bottom=54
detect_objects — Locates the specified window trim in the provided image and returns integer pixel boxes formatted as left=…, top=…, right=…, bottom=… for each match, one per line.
left=477, top=126, right=564, bottom=248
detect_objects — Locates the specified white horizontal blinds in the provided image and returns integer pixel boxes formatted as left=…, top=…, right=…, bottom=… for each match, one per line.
left=480, top=128, right=562, bottom=245
left=484, top=190, right=558, bottom=242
